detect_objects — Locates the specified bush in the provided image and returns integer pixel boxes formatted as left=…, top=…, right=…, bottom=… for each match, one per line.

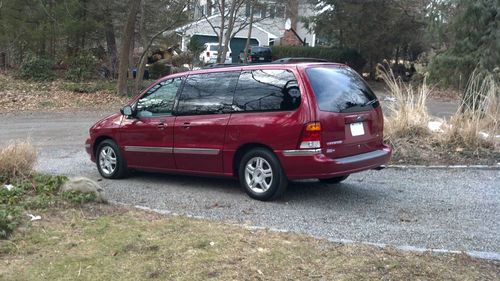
left=149, top=60, right=172, bottom=80
left=0, top=207, right=22, bottom=239
left=427, top=53, right=475, bottom=89
left=0, top=140, right=37, bottom=182
left=65, top=52, right=98, bottom=82
left=270, top=46, right=366, bottom=72
left=17, top=54, right=55, bottom=81
left=172, top=52, right=193, bottom=67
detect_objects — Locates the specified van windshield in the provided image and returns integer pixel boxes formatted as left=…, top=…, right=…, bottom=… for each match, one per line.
left=306, top=67, right=377, bottom=113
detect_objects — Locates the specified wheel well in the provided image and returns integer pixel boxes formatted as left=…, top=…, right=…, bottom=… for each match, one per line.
left=93, top=136, right=114, bottom=157
left=232, top=143, right=274, bottom=178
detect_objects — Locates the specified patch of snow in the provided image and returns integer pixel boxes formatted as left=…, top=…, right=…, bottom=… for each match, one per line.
left=428, top=121, right=444, bottom=133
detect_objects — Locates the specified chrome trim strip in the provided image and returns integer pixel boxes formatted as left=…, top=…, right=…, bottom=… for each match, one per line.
left=173, top=148, right=220, bottom=155
left=336, top=150, right=389, bottom=164
left=124, top=146, right=173, bottom=153
left=283, top=149, right=322, bottom=156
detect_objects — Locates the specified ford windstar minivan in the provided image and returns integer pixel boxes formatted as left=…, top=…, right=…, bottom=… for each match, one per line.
left=86, top=63, right=391, bottom=201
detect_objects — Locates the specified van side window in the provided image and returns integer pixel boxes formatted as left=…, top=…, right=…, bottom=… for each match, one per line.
left=234, top=70, right=300, bottom=112
left=136, top=77, right=182, bottom=117
left=176, top=72, right=239, bottom=115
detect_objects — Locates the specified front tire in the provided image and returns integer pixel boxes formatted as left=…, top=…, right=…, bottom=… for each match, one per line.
left=239, top=148, right=288, bottom=201
left=96, top=139, right=127, bottom=179
left=319, top=175, right=349, bottom=184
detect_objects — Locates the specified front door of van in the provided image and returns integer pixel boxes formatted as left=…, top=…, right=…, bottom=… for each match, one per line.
left=120, top=77, right=183, bottom=171
left=173, top=72, right=239, bottom=174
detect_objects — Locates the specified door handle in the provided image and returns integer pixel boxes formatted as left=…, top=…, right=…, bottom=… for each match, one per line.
left=182, top=122, right=190, bottom=129
left=156, top=122, right=166, bottom=129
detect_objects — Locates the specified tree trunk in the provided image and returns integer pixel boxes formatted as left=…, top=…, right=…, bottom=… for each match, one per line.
left=220, top=0, right=239, bottom=63
left=134, top=0, right=148, bottom=94
left=395, top=46, right=400, bottom=66
left=216, top=0, right=225, bottom=63
left=117, top=0, right=141, bottom=96
left=243, top=3, right=254, bottom=63
left=104, top=6, right=118, bottom=79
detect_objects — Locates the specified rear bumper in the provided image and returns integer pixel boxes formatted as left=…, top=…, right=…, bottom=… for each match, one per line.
left=277, top=145, right=391, bottom=180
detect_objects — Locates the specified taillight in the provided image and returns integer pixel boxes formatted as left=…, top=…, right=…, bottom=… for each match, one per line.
left=206, top=51, right=210, bottom=56
left=299, top=122, right=321, bottom=149
left=248, top=56, right=252, bottom=62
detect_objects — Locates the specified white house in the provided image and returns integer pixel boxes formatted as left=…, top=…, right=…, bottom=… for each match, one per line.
left=175, top=0, right=317, bottom=62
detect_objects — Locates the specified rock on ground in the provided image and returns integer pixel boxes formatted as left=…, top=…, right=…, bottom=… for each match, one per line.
left=61, top=176, right=106, bottom=203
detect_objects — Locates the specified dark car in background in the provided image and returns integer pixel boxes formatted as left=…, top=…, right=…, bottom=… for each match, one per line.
left=240, top=46, right=273, bottom=63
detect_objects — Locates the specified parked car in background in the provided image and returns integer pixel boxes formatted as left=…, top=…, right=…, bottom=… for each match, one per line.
left=86, top=63, right=391, bottom=201
left=240, top=46, right=273, bottom=63
left=199, top=43, right=232, bottom=64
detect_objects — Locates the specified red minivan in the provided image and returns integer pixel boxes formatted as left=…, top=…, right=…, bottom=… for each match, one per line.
left=86, top=63, right=391, bottom=201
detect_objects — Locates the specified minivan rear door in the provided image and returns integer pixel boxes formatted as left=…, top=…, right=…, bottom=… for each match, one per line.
left=305, top=66, right=385, bottom=159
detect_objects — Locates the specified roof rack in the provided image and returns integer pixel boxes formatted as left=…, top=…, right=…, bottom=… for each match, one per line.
left=201, top=63, right=246, bottom=69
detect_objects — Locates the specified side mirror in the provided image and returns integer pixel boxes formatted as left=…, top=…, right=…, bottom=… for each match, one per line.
left=121, top=105, right=133, bottom=117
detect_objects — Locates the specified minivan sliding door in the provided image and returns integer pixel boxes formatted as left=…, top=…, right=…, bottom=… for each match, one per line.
left=173, top=71, right=239, bottom=174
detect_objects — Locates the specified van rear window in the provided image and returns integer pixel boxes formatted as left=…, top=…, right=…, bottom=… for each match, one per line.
left=306, top=67, right=377, bottom=113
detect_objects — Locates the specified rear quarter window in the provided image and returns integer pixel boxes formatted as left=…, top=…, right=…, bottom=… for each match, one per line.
left=234, top=69, right=301, bottom=112
left=306, top=67, right=377, bottom=113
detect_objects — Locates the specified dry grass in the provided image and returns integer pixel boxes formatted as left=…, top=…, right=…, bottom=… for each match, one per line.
left=1, top=204, right=498, bottom=280
left=380, top=66, right=500, bottom=164
left=440, top=70, right=499, bottom=150
left=379, top=65, right=434, bottom=161
left=0, top=140, right=37, bottom=181
left=380, top=65, right=430, bottom=141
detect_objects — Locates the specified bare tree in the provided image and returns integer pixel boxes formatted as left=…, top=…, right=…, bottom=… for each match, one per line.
left=243, top=2, right=255, bottom=63
left=117, top=0, right=141, bottom=96
left=203, top=0, right=270, bottom=64
left=133, top=1, right=190, bottom=94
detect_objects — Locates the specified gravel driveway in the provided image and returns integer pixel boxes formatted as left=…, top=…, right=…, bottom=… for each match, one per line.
left=1, top=111, right=498, bottom=256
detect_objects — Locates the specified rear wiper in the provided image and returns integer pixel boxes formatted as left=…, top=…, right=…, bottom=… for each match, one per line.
left=362, top=99, right=378, bottom=107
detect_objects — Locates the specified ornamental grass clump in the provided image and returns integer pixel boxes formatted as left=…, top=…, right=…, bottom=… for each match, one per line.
left=0, top=140, right=37, bottom=182
left=440, top=69, right=499, bottom=150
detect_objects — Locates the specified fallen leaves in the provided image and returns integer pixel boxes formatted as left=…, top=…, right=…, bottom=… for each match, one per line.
left=0, top=75, right=129, bottom=113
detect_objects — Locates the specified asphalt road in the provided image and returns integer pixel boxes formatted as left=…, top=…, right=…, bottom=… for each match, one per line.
left=1, top=111, right=498, bottom=257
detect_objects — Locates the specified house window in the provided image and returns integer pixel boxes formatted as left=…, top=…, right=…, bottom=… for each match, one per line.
left=269, top=5, right=276, bottom=18
left=275, top=4, right=285, bottom=18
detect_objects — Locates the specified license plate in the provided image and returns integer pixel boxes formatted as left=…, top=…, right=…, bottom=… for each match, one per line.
left=350, top=122, right=365, bottom=136
left=259, top=57, right=265, bottom=61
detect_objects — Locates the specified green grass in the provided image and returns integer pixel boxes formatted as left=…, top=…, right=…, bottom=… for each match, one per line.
left=0, top=173, right=103, bottom=239
left=0, top=205, right=498, bottom=280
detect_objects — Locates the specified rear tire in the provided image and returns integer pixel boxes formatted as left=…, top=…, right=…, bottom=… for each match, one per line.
left=319, top=175, right=349, bottom=184
left=238, top=148, right=287, bottom=201
left=96, top=139, right=127, bottom=179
